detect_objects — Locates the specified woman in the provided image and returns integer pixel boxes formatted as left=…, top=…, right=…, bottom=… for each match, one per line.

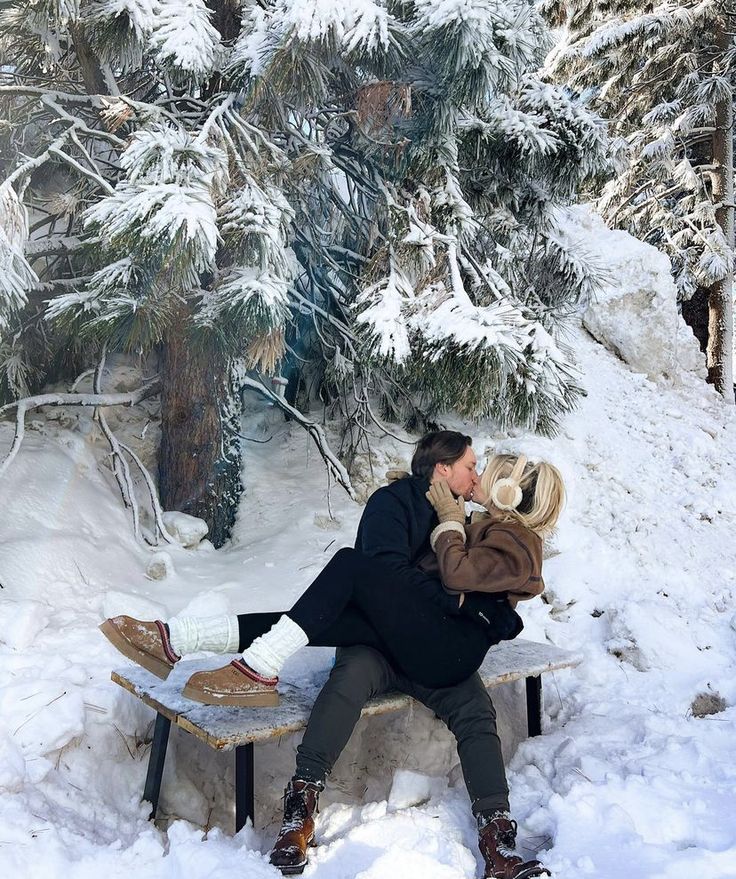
left=100, top=453, right=564, bottom=707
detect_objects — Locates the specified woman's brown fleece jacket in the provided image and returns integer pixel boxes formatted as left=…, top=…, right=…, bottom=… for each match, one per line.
left=420, top=514, right=545, bottom=600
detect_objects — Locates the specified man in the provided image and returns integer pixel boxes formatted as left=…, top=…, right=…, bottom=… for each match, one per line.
left=269, top=430, right=549, bottom=879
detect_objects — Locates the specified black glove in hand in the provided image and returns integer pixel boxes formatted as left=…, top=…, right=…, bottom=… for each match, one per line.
left=461, top=592, right=508, bottom=623
left=460, top=592, right=523, bottom=642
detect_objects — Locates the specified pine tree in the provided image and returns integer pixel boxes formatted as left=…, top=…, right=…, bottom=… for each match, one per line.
left=0, top=0, right=608, bottom=543
left=542, top=0, right=735, bottom=399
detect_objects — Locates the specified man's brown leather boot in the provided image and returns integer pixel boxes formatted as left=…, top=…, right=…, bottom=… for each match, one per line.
left=478, top=812, right=551, bottom=879
left=269, top=779, right=323, bottom=875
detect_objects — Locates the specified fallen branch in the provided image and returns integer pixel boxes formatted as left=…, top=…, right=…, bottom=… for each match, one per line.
left=93, top=351, right=142, bottom=540
left=0, top=380, right=160, bottom=480
left=241, top=377, right=356, bottom=500
left=117, top=439, right=175, bottom=546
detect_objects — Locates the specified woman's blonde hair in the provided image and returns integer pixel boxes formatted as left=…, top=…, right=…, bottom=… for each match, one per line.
left=479, top=454, right=565, bottom=536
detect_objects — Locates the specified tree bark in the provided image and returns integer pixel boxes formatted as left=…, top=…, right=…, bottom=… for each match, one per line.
left=158, top=308, right=243, bottom=547
left=68, top=23, right=109, bottom=96
left=707, top=26, right=735, bottom=402
left=207, top=0, right=241, bottom=41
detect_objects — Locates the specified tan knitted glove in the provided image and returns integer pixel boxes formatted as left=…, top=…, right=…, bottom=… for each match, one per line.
left=426, top=480, right=466, bottom=524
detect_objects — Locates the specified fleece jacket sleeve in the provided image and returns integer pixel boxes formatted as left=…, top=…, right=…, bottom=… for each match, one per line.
left=433, top=527, right=543, bottom=597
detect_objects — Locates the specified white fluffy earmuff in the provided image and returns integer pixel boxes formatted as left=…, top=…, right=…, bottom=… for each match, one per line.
left=490, top=455, right=528, bottom=511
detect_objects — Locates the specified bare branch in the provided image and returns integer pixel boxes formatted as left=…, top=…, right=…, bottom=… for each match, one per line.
left=93, top=349, right=141, bottom=540
left=48, top=145, right=116, bottom=194
left=40, top=95, right=126, bottom=147
left=25, top=236, right=83, bottom=257
left=117, top=440, right=175, bottom=545
left=0, top=379, right=161, bottom=480
left=241, top=377, right=356, bottom=500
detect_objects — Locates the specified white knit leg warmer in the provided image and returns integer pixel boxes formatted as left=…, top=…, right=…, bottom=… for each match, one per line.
left=167, top=614, right=240, bottom=657
left=240, top=615, right=309, bottom=679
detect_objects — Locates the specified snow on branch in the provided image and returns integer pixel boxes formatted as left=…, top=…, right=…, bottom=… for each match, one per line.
left=355, top=265, right=413, bottom=364
left=87, top=0, right=157, bottom=70
left=241, top=377, right=356, bottom=500
left=83, top=127, right=228, bottom=279
left=0, top=184, right=38, bottom=337
left=411, top=281, right=532, bottom=359
left=149, top=0, right=223, bottom=78
left=198, top=267, right=291, bottom=331
left=0, top=380, right=161, bottom=480
left=281, top=0, right=394, bottom=51
left=84, top=183, right=218, bottom=270
left=582, top=7, right=694, bottom=58
left=459, top=99, right=560, bottom=157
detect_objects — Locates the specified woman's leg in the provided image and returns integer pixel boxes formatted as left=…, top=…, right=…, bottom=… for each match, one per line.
left=237, top=607, right=389, bottom=653
left=241, top=547, right=488, bottom=688
left=237, top=612, right=282, bottom=650
left=235, top=548, right=386, bottom=677
left=167, top=614, right=240, bottom=656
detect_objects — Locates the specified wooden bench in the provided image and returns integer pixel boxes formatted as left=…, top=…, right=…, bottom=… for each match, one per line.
left=111, top=639, right=581, bottom=832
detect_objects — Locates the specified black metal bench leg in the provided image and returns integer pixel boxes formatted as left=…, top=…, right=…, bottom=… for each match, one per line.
left=143, top=713, right=171, bottom=820
left=235, top=743, right=255, bottom=833
left=525, top=675, right=542, bottom=737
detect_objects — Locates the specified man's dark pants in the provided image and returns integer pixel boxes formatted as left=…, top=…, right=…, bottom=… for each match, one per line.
left=294, top=645, right=510, bottom=816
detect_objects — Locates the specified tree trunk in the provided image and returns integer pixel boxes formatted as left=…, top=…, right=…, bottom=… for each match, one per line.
left=707, top=28, right=735, bottom=402
left=159, top=308, right=243, bottom=547
left=68, top=23, right=109, bottom=95
left=158, top=3, right=246, bottom=547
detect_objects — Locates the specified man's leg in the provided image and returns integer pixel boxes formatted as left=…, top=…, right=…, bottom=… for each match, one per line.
left=294, top=644, right=396, bottom=782
left=270, top=645, right=397, bottom=875
left=406, top=674, right=550, bottom=878
left=405, top=672, right=509, bottom=817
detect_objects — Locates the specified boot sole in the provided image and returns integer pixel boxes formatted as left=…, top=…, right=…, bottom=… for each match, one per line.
left=276, top=865, right=306, bottom=876
left=270, top=854, right=308, bottom=876
left=516, top=868, right=551, bottom=879
left=99, top=620, right=173, bottom=681
left=181, top=684, right=280, bottom=707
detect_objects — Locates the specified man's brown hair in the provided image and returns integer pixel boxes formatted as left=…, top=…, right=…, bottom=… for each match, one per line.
left=411, top=430, right=472, bottom=480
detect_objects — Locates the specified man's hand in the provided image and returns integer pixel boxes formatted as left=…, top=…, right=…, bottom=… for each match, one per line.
left=426, top=480, right=466, bottom=524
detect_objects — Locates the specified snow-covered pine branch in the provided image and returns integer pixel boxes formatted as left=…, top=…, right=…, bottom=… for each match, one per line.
left=149, top=0, right=223, bottom=80
left=0, top=184, right=37, bottom=337
left=541, top=0, right=734, bottom=396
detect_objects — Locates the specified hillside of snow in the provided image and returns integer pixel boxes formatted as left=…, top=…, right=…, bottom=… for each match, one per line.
left=0, top=229, right=735, bottom=877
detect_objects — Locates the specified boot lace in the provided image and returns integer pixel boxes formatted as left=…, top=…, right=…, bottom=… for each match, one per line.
left=479, top=810, right=519, bottom=856
left=280, top=780, right=322, bottom=832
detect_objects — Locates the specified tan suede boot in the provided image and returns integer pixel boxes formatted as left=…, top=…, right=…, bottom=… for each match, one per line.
left=269, top=779, right=322, bottom=875
left=182, top=659, right=279, bottom=707
left=99, top=615, right=180, bottom=679
left=478, top=813, right=551, bottom=879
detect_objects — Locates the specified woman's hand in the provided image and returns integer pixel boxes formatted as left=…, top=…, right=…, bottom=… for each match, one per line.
left=426, top=480, right=466, bottom=524
left=471, top=482, right=489, bottom=507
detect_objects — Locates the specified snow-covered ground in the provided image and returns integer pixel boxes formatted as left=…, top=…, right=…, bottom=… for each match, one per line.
left=1, top=311, right=736, bottom=877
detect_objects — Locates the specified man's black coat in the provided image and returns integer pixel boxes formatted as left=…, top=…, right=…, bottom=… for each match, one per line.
left=354, top=475, right=460, bottom=613
left=355, top=474, right=522, bottom=639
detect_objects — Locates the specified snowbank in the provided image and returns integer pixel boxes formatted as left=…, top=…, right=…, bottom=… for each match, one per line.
left=1, top=310, right=735, bottom=877
left=561, top=206, right=705, bottom=382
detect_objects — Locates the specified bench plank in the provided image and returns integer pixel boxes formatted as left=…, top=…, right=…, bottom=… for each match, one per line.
left=112, top=639, right=581, bottom=750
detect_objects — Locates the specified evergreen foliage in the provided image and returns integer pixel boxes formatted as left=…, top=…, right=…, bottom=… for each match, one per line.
left=0, top=0, right=607, bottom=447
left=542, top=0, right=736, bottom=302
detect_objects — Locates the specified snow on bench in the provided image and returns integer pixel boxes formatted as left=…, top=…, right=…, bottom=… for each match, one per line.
left=111, top=638, right=581, bottom=832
